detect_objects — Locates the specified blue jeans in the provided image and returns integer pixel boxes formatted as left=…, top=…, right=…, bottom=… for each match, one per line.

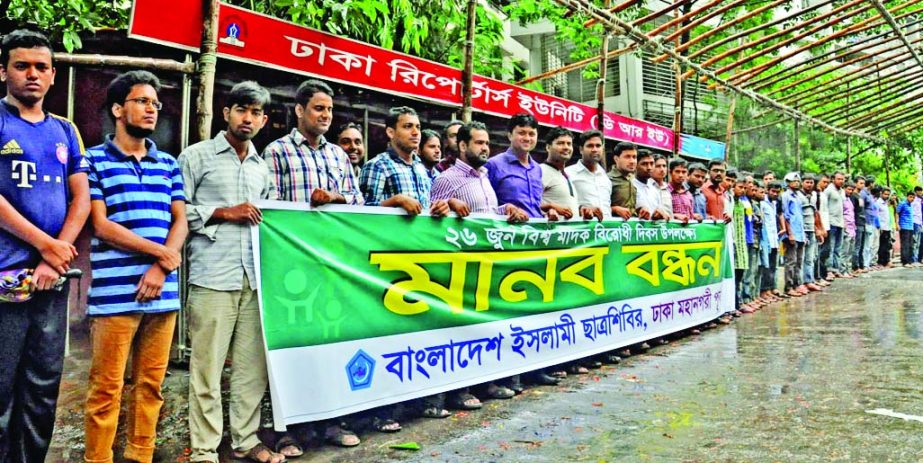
left=825, top=226, right=843, bottom=275
left=803, top=232, right=817, bottom=283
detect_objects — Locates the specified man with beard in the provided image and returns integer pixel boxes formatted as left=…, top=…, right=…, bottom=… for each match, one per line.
left=703, top=160, right=730, bottom=221
left=566, top=130, right=610, bottom=218
left=0, top=29, right=90, bottom=463
left=336, top=122, right=365, bottom=178
left=608, top=142, right=639, bottom=220
left=360, top=106, right=450, bottom=216
left=686, top=163, right=708, bottom=218
left=180, top=81, right=289, bottom=462
left=435, top=120, right=462, bottom=173
left=431, top=121, right=527, bottom=221
left=419, top=128, right=442, bottom=181
left=84, top=71, right=189, bottom=463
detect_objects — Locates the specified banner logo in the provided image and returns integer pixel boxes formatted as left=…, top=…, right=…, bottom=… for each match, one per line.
left=219, top=19, right=246, bottom=47
left=345, top=350, right=375, bottom=391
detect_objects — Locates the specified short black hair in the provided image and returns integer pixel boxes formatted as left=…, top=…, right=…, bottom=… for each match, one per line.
left=653, top=154, right=667, bottom=164
left=421, top=129, right=441, bottom=145
left=386, top=106, right=418, bottom=129
left=708, top=160, right=725, bottom=169
left=507, top=112, right=539, bottom=133
left=613, top=142, right=637, bottom=158
left=818, top=173, right=830, bottom=180
left=294, top=79, right=333, bottom=106
left=105, top=70, right=162, bottom=122
left=753, top=179, right=764, bottom=188
left=871, top=185, right=882, bottom=196
left=336, top=122, right=363, bottom=138
left=456, top=121, right=488, bottom=146
left=908, top=190, right=916, bottom=197
left=802, top=173, right=817, bottom=182
left=845, top=181, right=856, bottom=188
left=1, top=29, right=53, bottom=68
left=637, top=149, right=654, bottom=162
left=726, top=169, right=739, bottom=179
left=688, top=162, right=707, bottom=174
left=914, top=186, right=922, bottom=193
left=768, top=181, right=783, bottom=190
left=762, top=170, right=775, bottom=178
left=577, top=130, right=603, bottom=148
left=226, top=81, right=271, bottom=110
left=544, top=127, right=572, bottom=146
left=866, top=176, right=876, bottom=184
left=669, top=159, right=687, bottom=172
left=444, top=120, right=463, bottom=137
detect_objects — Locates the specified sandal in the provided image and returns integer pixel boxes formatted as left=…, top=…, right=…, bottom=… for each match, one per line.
left=422, top=407, right=452, bottom=419
left=231, top=443, right=285, bottom=463
left=372, top=417, right=402, bottom=433
left=274, top=436, right=303, bottom=458
left=485, top=383, right=515, bottom=400
left=447, top=392, right=482, bottom=410
left=567, top=364, right=589, bottom=375
left=324, top=423, right=360, bottom=447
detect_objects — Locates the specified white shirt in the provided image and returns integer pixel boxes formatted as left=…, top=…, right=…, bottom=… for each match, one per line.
left=540, top=163, right=579, bottom=217
left=656, top=180, right=674, bottom=219
left=566, top=161, right=612, bottom=216
left=633, top=176, right=662, bottom=216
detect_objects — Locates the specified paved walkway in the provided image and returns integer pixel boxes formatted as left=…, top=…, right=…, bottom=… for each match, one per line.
left=46, top=268, right=923, bottom=462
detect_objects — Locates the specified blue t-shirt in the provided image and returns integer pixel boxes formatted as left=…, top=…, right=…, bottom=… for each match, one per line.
left=781, top=189, right=805, bottom=243
left=0, top=98, right=87, bottom=271
left=86, top=136, right=185, bottom=316
left=897, top=200, right=914, bottom=231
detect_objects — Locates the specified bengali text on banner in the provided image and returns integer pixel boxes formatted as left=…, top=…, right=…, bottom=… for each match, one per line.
left=252, top=203, right=734, bottom=428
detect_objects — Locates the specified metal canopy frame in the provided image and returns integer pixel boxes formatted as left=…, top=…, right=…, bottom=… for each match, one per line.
left=546, top=0, right=923, bottom=143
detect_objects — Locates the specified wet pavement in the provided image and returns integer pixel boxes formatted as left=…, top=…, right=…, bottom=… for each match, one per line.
left=46, top=267, right=923, bottom=462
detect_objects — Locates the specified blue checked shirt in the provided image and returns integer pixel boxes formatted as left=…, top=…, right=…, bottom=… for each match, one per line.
left=359, top=147, right=432, bottom=208
left=261, top=129, right=363, bottom=204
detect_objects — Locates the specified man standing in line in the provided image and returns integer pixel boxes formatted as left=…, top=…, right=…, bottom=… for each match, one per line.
left=608, top=142, right=640, bottom=220
left=759, top=182, right=783, bottom=302
left=541, top=127, right=595, bottom=220
left=360, top=106, right=449, bottom=217
left=435, top=120, right=462, bottom=173
left=862, top=177, right=880, bottom=270
left=851, top=177, right=867, bottom=273
left=840, top=182, right=857, bottom=277
left=335, top=122, right=365, bottom=178
left=484, top=113, right=547, bottom=222
left=911, top=186, right=922, bottom=265
left=651, top=154, right=674, bottom=220
left=0, top=29, right=90, bottom=463
left=799, top=174, right=823, bottom=292
left=666, top=159, right=699, bottom=222
left=566, top=130, right=611, bottom=219
left=702, top=160, right=729, bottom=221
left=780, top=173, right=807, bottom=297
left=632, top=150, right=667, bottom=220
left=181, top=81, right=288, bottom=463
left=687, top=163, right=709, bottom=219
left=83, top=71, right=188, bottom=463
left=876, top=187, right=893, bottom=267
left=823, top=172, right=846, bottom=278
left=263, top=79, right=365, bottom=449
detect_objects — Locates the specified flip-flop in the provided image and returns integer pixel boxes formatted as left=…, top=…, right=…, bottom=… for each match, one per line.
left=274, top=436, right=303, bottom=458
left=447, top=392, right=482, bottom=410
left=422, top=407, right=452, bottom=419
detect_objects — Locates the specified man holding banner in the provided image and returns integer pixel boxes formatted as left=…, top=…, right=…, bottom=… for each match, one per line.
left=180, top=82, right=286, bottom=463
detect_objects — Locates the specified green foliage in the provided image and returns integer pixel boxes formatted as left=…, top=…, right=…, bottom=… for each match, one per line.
left=5, top=0, right=129, bottom=52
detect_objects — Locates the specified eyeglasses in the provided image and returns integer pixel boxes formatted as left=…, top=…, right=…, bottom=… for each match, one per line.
left=124, top=97, right=163, bottom=110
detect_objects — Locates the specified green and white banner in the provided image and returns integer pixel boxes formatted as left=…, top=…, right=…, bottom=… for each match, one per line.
left=253, top=202, right=735, bottom=428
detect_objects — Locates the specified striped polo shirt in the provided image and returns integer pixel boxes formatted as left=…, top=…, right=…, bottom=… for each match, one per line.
left=86, top=136, right=185, bottom=316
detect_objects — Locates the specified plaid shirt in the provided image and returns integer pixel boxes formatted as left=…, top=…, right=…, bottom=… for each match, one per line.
left=261, top=129, right=363, bottom=204
left=359, top=147, right=432, bottom=208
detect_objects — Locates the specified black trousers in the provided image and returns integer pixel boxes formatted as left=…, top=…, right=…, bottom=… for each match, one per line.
left=878, top=230, right=893, bottom=266
left=0, top=288, right=68, bottom=463
left=900, top=229, right=914, bottom=264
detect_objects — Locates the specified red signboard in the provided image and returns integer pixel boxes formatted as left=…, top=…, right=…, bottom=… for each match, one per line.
left=128, top=1, right=675, bottom=152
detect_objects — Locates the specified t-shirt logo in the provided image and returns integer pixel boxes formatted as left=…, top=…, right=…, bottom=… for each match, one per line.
left=1, top=139, right=24, bottom=156
left=56, top=144, right=69, bottom=164
left=10, top=160, right=37, bottom=188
